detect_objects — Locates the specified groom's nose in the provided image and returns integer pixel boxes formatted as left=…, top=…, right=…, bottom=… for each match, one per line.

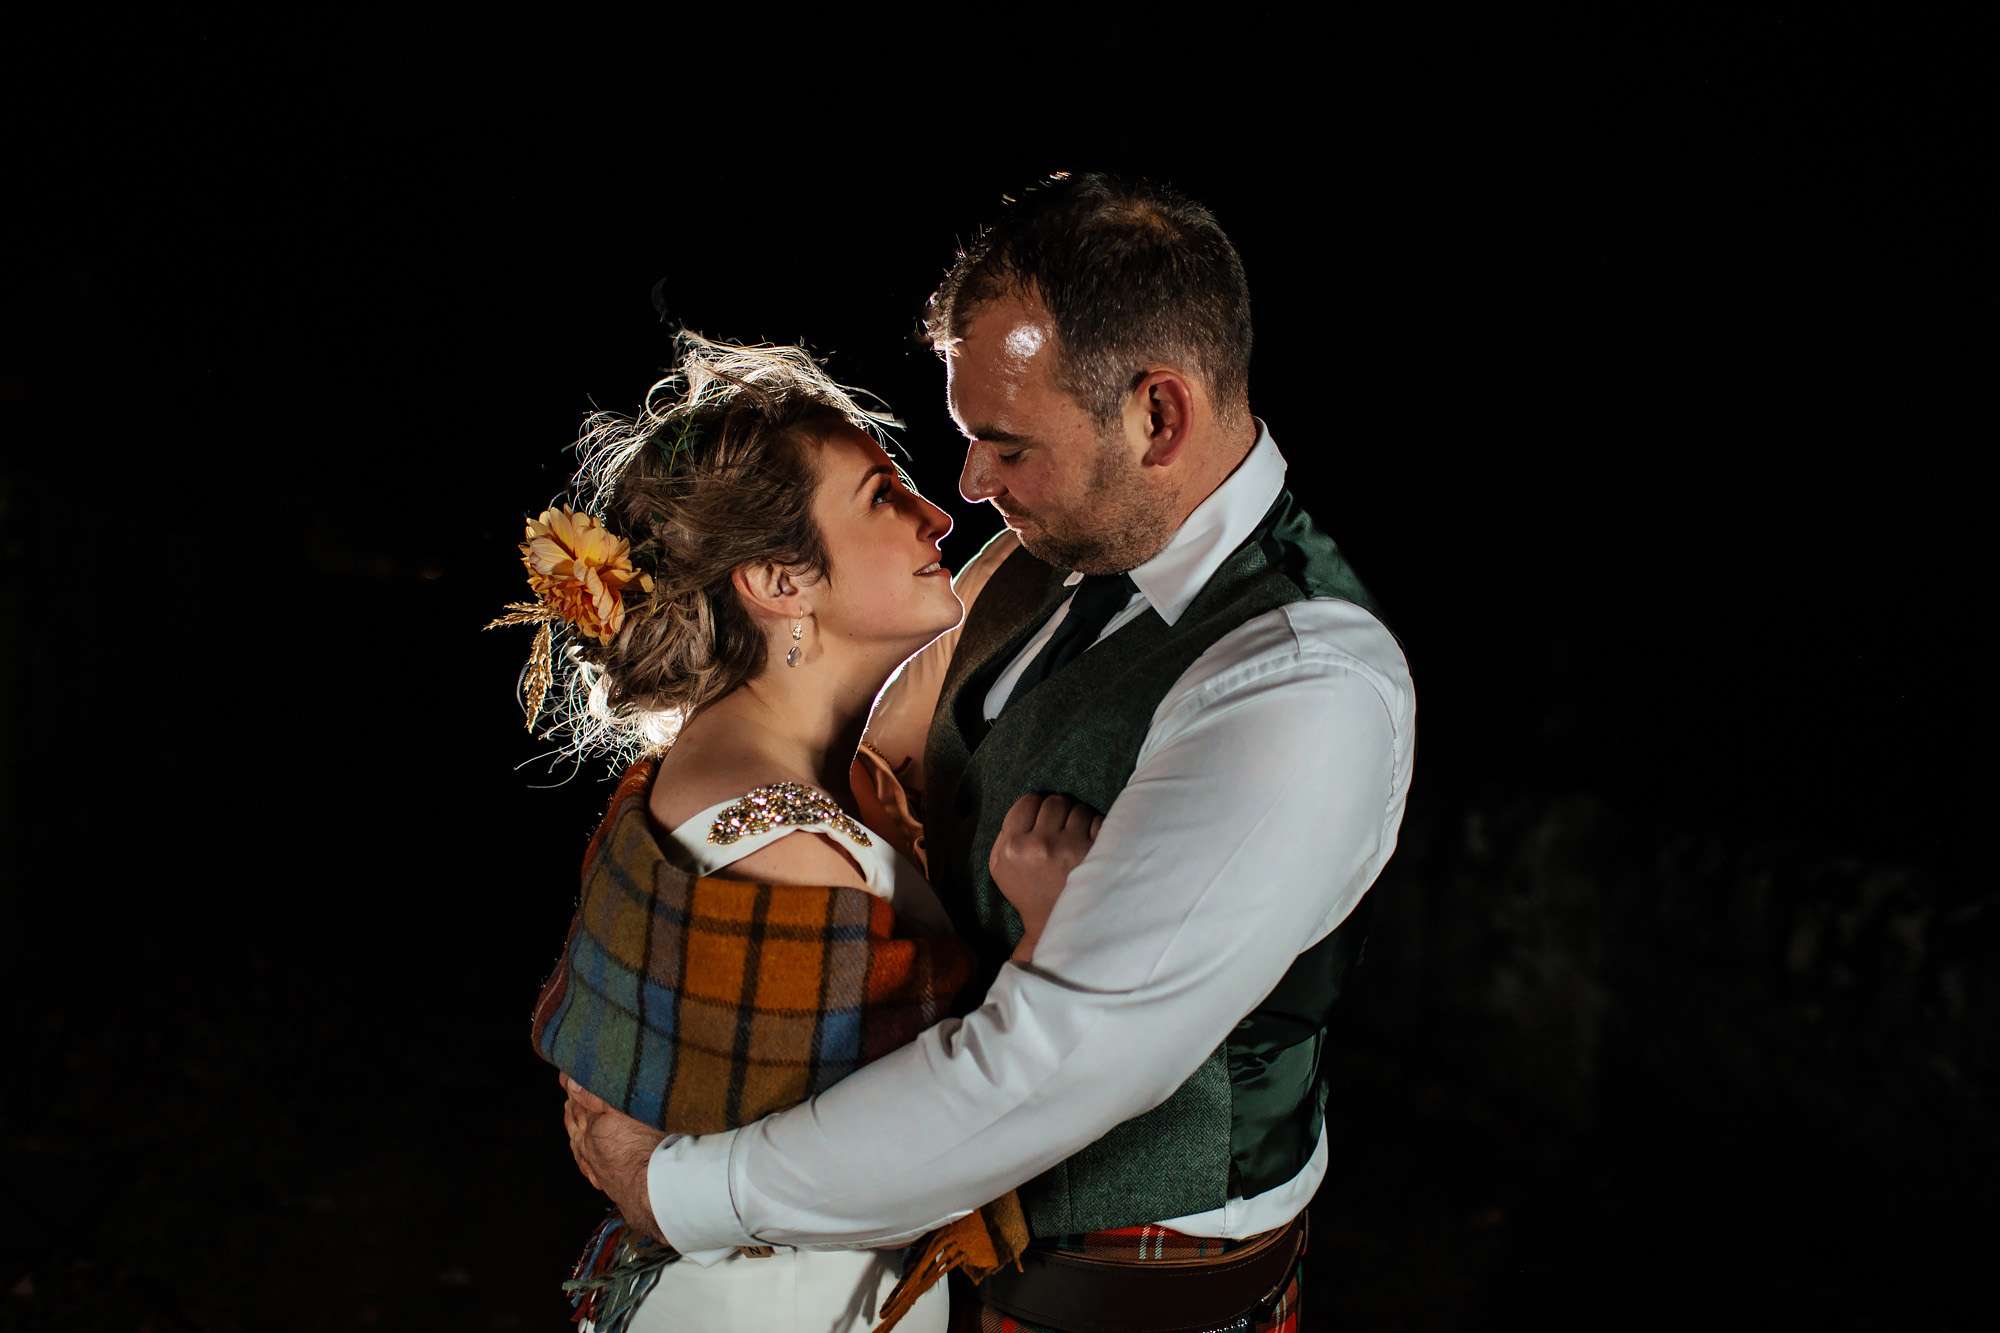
left=959, top=440, right=1003, bottom=503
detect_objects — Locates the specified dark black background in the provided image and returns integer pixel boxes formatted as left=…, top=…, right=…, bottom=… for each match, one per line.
left=1, top=10, right=1989, bottom=1331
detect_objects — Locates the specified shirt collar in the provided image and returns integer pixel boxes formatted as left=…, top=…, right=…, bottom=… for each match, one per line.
left=1062, top=417, right=1287, bottom=627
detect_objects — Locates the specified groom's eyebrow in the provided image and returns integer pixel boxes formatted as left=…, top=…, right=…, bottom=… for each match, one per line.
left=968, top=425, right=1029, bottom=445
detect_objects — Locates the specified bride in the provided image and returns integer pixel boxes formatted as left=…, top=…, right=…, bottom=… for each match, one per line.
left=495, top=333, right=1093, bottom=1332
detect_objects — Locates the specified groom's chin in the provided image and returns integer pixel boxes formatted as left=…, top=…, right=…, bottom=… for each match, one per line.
left=1014, top=528, right=1090, bottom=572
left=1006, top=523, right=1056, bottom=562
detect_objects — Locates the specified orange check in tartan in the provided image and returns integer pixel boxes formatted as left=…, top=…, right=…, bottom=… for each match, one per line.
left=949, top=1221, right=1305, bottom=1333
left=533, top=752, right=1029, bottom=1331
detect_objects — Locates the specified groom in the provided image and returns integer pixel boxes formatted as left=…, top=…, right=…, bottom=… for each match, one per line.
left=567, top=172, right=1415, bottom=1331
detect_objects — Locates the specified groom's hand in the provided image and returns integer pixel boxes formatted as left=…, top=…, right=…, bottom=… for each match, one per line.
left=560, top=1073, right=672, bottom=1247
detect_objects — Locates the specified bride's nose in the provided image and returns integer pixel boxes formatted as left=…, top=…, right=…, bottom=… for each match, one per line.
left=915, top=494, right=952, bottom=545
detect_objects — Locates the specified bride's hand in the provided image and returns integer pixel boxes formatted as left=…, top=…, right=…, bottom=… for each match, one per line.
left=988, top=792, right=1103, bottom=962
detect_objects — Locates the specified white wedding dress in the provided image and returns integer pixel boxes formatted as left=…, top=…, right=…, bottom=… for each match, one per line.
left=626, top=780, right=954, bottom=1333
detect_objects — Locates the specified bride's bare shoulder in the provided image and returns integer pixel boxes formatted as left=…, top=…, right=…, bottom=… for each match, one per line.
left=646, top=742, right=788, bottom=830
left=953, top=527, right=1023, bottom=606
left=646, top=739, right=869, bottom=890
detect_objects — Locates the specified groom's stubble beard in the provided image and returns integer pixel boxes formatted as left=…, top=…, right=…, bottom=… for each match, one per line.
left=1011, top=428, right=1179, bottom=576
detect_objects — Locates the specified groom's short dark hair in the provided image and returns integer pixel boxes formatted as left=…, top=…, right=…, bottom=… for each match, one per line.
left=924, top=172, right=1254, bottom=428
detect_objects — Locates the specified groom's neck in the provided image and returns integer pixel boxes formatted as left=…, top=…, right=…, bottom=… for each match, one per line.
left=1158, top=410, right=1261, bottom=539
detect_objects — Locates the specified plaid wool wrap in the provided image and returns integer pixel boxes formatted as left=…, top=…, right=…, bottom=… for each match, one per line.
left=531, top=751, right=1028, bottom=1331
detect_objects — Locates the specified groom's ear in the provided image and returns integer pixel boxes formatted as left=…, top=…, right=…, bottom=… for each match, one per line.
left=1129, top=370, right=1196, bottom=468
left=731, top=561, right=810, bottom=623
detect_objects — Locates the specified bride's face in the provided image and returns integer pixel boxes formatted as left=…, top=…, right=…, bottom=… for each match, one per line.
left=805, top=425, right=961, bottom=657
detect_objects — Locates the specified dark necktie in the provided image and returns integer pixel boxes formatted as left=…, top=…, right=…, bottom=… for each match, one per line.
left=1002, top=572, right=1137, bottom=711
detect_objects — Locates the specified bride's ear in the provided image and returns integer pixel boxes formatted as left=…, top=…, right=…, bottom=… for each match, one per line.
left=731, top=561, right=810, bottom=624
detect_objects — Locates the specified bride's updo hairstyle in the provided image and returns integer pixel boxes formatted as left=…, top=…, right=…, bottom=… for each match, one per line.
left=535, top=331, right=901, bottom=767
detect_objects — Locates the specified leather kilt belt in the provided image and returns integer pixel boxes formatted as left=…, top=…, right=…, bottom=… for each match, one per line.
left=972, top=1211, right=1308, bottom=1333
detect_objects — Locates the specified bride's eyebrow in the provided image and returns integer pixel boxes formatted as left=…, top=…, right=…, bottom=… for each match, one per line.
left=853, top=463, right=896, bottom=497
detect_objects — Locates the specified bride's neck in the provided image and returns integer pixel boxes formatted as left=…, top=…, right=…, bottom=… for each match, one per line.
left=690, top=658, right=885, bottom=800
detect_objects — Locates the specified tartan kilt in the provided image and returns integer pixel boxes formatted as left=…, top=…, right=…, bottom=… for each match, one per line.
left=948, top=1220, right=1306, bottom=1333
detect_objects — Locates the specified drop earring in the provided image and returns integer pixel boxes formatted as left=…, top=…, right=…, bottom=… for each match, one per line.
left=785, top=621, right=803, bottom=668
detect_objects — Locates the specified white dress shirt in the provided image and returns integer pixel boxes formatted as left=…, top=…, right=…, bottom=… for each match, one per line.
left=647, top=420, right=1416, bottom=1257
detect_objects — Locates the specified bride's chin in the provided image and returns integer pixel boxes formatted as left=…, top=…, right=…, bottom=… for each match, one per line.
left=916, top=607, right=965, bottom=644
left=894, top=586, right=964, bottom=639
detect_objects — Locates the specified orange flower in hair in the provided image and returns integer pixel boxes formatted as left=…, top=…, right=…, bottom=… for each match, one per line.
left=484, top=506, right=656, bottom=730
left=520, top=508, right=655, bottom=646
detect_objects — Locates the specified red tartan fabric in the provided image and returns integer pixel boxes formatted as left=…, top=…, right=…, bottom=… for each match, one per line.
left=948, top=1220, right=1305, bottom=1333
left=1049, top=1224, right=1233, bottom=1260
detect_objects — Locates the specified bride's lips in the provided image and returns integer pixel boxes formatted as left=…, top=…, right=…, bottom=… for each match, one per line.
left=914, top=560, right=950, bottom=578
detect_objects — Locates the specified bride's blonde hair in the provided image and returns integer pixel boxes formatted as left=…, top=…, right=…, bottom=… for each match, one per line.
left=519, top=331, right=901, bottom=772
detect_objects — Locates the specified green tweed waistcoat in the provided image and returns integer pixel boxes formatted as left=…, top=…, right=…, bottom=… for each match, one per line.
left=921, top=488, right=1386, bottom=1237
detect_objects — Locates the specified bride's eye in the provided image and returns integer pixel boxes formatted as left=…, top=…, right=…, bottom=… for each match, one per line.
left=872, top=481, right=896, bottom=506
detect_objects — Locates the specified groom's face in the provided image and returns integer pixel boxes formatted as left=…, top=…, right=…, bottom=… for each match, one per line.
left=946, top=292, right=1166, bottom=574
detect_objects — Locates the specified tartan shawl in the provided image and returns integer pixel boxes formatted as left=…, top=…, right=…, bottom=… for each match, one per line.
left=531, top=748, right=1026, bottom=1331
